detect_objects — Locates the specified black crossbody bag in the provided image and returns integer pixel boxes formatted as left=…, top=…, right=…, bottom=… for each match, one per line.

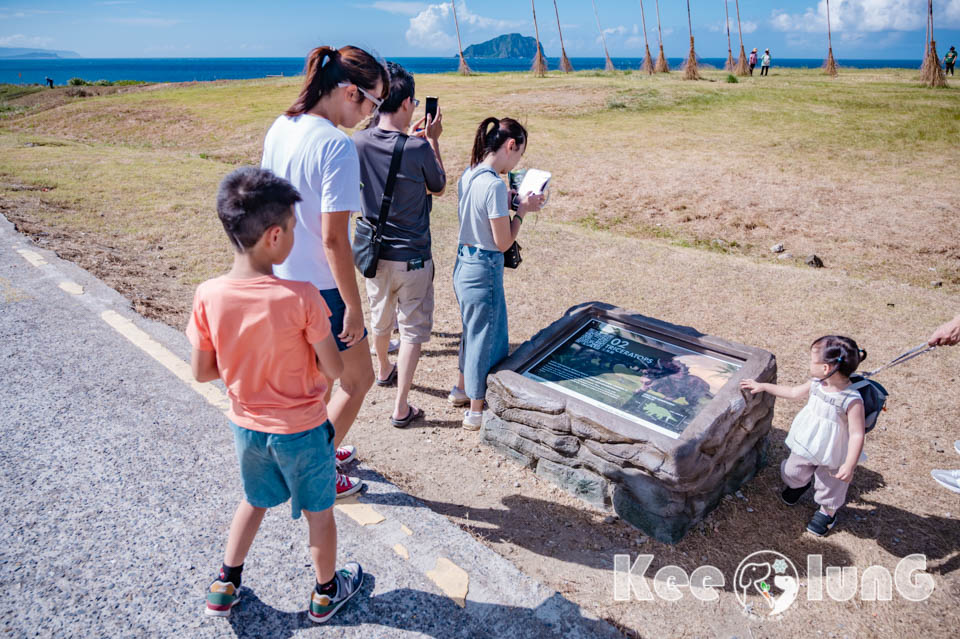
left=352, top=134, right=407, bottom=278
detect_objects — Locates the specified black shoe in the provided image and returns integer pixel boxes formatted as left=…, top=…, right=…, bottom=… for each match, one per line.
left=806, top=510, right=837, bottom=537
left=780, top=481, right=812, bottom=506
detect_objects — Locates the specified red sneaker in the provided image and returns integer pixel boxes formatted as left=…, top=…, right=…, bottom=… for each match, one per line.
left=336, top=445, right=357, bottom=465
left=335, top=472, right=363, bottom=499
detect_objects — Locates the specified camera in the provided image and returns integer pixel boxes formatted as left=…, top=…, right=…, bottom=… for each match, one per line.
left=510, top=193, right=521, bottom=211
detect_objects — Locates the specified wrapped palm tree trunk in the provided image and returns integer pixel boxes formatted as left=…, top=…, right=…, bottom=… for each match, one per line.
left=683, top=1, right=700, bottom=80
left=531, top=0, right=548, bottom=76
left=654, top=0, right=670, bottom=72
left=733, top=0, right=749, bottom=76
left=921, top=0, right=946, bottom=86
left=452, top=1, right=472, bottom=75
left=724, top=0, right=735, bottom=71
left=592, top=0, right=615, bottom=71
left=553, top=0, right=573, bottom=72
left=639, top=0, right=654, bottom=74
left=823, top=0, right=837, bottom=76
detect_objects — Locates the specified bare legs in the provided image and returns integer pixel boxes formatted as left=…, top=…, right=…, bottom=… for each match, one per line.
left=222, top=501, right=336, bottom=584
left=327, top=337, right=375, bottom=449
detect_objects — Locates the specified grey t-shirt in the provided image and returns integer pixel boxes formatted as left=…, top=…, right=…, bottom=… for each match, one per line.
left=457, top=165, right=509, bottom=252
left=354, top=127, right=446, bottom=261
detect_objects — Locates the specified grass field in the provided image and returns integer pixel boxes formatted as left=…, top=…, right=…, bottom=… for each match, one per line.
left=1, top=68, right=959, bottom=637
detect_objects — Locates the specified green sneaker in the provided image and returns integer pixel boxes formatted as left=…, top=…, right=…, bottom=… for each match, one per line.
left=204, top=580, right=240, bottom=617
left=308, top=562, right=364, bottom=624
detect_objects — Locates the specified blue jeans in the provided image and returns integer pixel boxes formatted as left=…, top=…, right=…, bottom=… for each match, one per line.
left=319, top=287, right=368, bottom=352
left=453, top=245, right=508, bottom=400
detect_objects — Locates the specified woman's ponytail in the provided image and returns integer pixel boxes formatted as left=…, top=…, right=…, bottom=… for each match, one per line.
left=285, top=45, right=389, bottom=118
left=470, top=116, right=528, bottom=167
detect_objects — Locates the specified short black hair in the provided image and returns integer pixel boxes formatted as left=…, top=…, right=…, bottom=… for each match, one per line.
left=216, top=167, right=301, bottom=251
left=379, top=61, right=414, bottom=114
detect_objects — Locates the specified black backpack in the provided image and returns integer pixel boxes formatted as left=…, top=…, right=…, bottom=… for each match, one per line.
left=848, top=375, right=889, bottom=434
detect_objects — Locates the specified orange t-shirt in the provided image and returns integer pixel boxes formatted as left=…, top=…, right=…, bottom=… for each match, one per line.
left=186, top=275, right=332, bottom=434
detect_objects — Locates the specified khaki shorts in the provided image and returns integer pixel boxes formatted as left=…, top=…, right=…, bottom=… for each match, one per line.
left=365, top=258, right=435, bottom=344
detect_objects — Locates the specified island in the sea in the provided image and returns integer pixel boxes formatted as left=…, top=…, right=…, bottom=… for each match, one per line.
left=0, top=47, right=81, bottom=59
left=461, top=33, right=546, bottom=59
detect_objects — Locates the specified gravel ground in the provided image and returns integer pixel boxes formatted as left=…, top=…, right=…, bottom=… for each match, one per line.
left=0, top=217, right=619, bottom=639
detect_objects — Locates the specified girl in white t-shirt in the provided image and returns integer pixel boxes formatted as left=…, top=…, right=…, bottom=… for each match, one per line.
left=741, top=335, right=867, bottom=537
left=261, top=45, right=388, bottom=499
left=449, top=117, right=544, bottom=430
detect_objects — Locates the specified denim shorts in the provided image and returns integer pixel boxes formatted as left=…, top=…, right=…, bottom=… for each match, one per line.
left=230, top=421, right=337, bottom=519
left=319, top=287, right=369, bottom=352
left=453, top=245, right=508, bottom=400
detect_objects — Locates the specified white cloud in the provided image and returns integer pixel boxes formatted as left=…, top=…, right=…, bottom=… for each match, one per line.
left=358, top=2, right=426, bottom=15
left=107, top=17, right=180, bottom=27
left=709, top=18, right=757, bottom=34
left=768, top=0, right=960, bottom=33
left=406, top=2, right=524, bottom=51
left=0, top=33, right=53, bottom=47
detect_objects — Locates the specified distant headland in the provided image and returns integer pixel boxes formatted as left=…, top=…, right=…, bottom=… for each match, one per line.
left=0, top=47, right=81, bottom=60
left=461, top=34, right=546, bottom=59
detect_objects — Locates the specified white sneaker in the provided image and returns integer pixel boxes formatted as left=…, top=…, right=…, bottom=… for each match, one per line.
left=448, top=386, right=469, bottom=407
left=462, top=410, right=483, bottom=431
left=930, top=469, right=960, bottom=494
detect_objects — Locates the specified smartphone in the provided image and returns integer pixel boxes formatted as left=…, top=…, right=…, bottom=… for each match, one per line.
left=425, top=96, right=438, bottom=121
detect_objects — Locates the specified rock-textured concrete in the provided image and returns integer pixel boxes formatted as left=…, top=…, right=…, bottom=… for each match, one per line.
left=483, top=302, right=777, bottom=543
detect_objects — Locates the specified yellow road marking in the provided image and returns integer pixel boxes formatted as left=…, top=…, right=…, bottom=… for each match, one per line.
left=400, top=524, right=413, bottom=536
left=16, top=249, right=47, bottom=267
left=100, top=310, right=230, bottom=413
left=393, top=544, right=410, bottom=561
left=58, top=281, right=84, bottom=295
left=426, top=557, right=469, bottom=607
left=334, top=499, right=386, bottom=526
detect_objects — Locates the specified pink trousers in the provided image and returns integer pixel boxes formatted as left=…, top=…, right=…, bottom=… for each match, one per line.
left=781, top=452, right=850, bottom=511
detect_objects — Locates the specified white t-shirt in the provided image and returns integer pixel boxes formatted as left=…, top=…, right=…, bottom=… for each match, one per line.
left=261, top=114, right=362, bottom=291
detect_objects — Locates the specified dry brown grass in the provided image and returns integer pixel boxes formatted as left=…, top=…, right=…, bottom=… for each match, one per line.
left=824, top=48, right=839, bottom=76
left=655, top=44, right=670, bottom=73
left=922, top=41, right=948, bottom=87
left=2, top=70, right=959, bottom=637
left=683, top=36, right=701, bottom=81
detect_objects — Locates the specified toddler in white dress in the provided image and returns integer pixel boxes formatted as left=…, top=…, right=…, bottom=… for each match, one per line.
left=741, top=335, right=867, bottom=537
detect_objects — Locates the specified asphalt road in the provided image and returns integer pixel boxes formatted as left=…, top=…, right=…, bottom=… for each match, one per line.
left=0, top=216, right=621, bottom=639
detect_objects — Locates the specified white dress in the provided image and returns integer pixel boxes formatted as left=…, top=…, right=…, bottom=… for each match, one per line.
left=784, top=379, right=863, bottom=470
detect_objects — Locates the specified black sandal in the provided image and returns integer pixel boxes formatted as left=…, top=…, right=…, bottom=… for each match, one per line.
left=390, top=406, right=423, bottom=428
left=375, top=365, right=398, bottom=387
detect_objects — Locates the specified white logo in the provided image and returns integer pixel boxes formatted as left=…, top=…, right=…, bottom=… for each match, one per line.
left=733, top=550, right=800, bottom=617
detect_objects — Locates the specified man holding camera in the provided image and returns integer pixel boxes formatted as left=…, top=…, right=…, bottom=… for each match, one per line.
left=354, top=62, right=445, bottom=428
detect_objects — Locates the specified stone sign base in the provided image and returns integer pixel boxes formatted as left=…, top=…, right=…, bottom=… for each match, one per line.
left=481, top=302, right=777, bottom=544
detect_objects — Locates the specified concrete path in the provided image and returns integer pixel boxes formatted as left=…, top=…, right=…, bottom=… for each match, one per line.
left=0, top=216, right=621, bottom=639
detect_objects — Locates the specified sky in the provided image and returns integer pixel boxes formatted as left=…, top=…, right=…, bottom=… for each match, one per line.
left=1, top=1, right=959, bottom=60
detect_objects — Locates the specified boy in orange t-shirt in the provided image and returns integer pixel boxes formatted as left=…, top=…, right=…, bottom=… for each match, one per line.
left=187, top=167, right=363, bottom=623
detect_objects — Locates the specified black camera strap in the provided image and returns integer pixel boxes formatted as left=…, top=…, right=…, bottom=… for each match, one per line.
left=373, top=134, right=408, bottom=247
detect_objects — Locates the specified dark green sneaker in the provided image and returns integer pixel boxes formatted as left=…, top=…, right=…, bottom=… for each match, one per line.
left=204, top=580, right=240, bottom=617
left=308, top=562, right=364, bottom=624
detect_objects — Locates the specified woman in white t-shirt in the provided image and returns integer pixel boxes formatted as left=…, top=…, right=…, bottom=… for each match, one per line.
left=449, top=117, right=544, bottom=430
left=261, top=45, right=387, bottom=498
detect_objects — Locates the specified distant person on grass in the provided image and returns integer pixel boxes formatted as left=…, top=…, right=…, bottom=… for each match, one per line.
left=945, top=46, right=957, bottom=76
left=760, top=49, right=771, bottom=76
left=749, top=48, right=758, bottom=75
left=928, top=313, right=960, bottom=493
left=450, top=117, right=544, bottom=430
left=189, top=167, right=363, bottom=623
left=261, top=45, right=389, bottom=498
left=354, top=61, right=446, bottom=428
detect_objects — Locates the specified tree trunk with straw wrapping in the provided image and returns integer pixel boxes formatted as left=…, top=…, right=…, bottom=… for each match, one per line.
left=823, top=0, right=837, bottom=76
left=724, top=0, right=734, bottom=71
left=733, top=0, right=749, bottom=75
left=531, top=0, right=548, bottom=77
left=592, top=0, right=616, bottom=72
left=922, top=40, right=947, bottom=87
left=452, top=1, right=472, bottom=75
left=684, top=37, right=700, bottom=80
left=824, top=48, right=837, bottom=76
left=654, top=0, right=669, bottom=72
left=553, top=0, right=573, bottom=72
left=639, top=0, right=653, bottom=74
